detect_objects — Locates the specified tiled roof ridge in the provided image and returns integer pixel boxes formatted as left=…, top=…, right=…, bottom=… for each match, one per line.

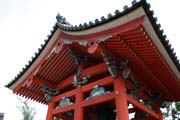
left=5, top=0, right=180, bottom=88
left=56, top=0, right=145, bottom=31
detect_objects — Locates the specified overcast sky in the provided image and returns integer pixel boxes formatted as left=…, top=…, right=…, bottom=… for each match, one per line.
left=0, top=0, right=180, bottom=120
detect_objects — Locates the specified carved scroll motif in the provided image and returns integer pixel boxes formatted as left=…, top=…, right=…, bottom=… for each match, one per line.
left=68, top=48, right=91, bottom=87
left=101, top=52, right=128, bottom=78
left=40, top=85, right=60, bottom=102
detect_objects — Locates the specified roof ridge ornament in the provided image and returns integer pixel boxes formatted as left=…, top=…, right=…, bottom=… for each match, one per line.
left=56, top=13, right=71, bottom=25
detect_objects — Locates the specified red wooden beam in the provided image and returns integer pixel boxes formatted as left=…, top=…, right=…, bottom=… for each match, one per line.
left=127, top=95, right=159, bottom=119
left=56, top=62, right=107, bottom=89
left=88, top=43, right=119, bottom=60
left=128, top=107, right=137, bottom=113
left=82, top=76, right=113, bottom=92
left=54, top=89, right=76, bottom=103
left=33, top=76, right=56, bottom=88
left=52, top=104, right=75, bottom=115
left=82, top=92, right=115, bottom=108
left=55, top=114, right=72, bottom=120
left=74, top=86, right=84, bottom=120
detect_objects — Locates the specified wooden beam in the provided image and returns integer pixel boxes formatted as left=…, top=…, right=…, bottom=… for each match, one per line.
left=88, top=43, right=119, bottom=60
left=56, top=62, right=107, bottom=89
left=33, top=76, right=56, bottom=88
left=82, top=92, right=115, bottom=108
left=52, top=104, right=75, bottom=115
left=54, top=89, right=76, bottom=103
left=82, top=76, right=113, bottom=92
left=55, top=114, right=72, bottom=120
left=128, top=107, right=137, bottom=113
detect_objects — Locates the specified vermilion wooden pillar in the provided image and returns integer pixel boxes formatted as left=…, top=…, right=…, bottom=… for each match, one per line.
left=114, top=77, right=129, bottom=120
left=46, top=99, right=55, bottom=120
left=74, top=85, right=84, bottom=120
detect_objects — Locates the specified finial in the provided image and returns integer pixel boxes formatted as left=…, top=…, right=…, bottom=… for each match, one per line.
left=56, top=13, right=70, bottom=25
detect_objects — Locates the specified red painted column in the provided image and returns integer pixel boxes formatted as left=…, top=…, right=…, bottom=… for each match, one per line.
left=46, top=99, right=55, bottom=120
left=74, top=85, right=84, bottom=120
left=114, top=77, right=129, bottom=120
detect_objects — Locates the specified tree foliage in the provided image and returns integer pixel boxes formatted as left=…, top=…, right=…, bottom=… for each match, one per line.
left=163, top=102, right=180, bottom=120
left=17, top=97, right=36, bottom=120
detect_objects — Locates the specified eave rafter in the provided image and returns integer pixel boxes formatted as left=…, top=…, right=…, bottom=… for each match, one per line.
left=13, top=15, right=145, bottom=94
left=118, top=27, right=175, bottom=100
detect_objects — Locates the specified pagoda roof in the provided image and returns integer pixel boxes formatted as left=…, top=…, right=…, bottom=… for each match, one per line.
left=6, top=0, right=180, bottom=104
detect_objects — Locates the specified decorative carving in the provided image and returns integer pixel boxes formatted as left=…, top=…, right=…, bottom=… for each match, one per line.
left=86, top=85, right=110, bottom=100
left=68, top=48, right=89, bottom=65
left=81, top=75, right=91, bottom=84
left=130, top=77, right=144, bottom=91
left=44, top=93, right=53, bottom=102
left=122, top=68, right=131, bottom=79
left=62, top=40, right=72, bottom=45
left=148, top=92, right=165, bottom=108
left=127, top=89, right=139, bottom=100
left=69, top=48, right=91, bottom=86
left=72, top=68, right=82, bottom=87
left=40, top=85, right=60, bottom=102
left=78, top=41, right=88, bottom=47
left=73, top=69, right=91, bottom=87
left=98, top=36, right=112, bottom=43
left=56, top=14, right=71, bottom=25
left=144, top=100, right=152, bottom=110
left=101, top=52, right=128, bottom=78
left=58, top=96, right=73, bottom=108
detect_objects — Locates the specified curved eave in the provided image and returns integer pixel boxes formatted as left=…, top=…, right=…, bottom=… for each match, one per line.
left=6, top=0, right=180, bottom=102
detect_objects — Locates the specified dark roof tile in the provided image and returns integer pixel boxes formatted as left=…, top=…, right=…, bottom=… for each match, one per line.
left=123, top=5, right=129, bottom=10
left=114, top=9, right=120, bottom=15
left=131, top=0, right=137, bottom=5
left=107, top=13, right=113, bottom=19
left=89, top=21, right=94, bottom=26
left=83, top=22, right=89, bottom=28
left=95, top=18, right=100, bottom=24
left=101, top=16, right=106, bottom=22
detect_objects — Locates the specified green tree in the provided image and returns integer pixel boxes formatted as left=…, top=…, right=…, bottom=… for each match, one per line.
left=163, top=102, right=180, bottom=120
left=17, top=97, right=36, bottom=120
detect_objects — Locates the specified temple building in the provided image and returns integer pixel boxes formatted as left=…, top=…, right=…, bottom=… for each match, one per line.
left=6, top=0, right=180, bottom=120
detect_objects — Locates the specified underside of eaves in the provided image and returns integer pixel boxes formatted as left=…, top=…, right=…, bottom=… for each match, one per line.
left=6, top=0, right=180, bottom=104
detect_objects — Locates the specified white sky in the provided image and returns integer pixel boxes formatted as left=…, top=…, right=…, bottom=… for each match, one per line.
left=0, top=0, right=180, bottom=120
